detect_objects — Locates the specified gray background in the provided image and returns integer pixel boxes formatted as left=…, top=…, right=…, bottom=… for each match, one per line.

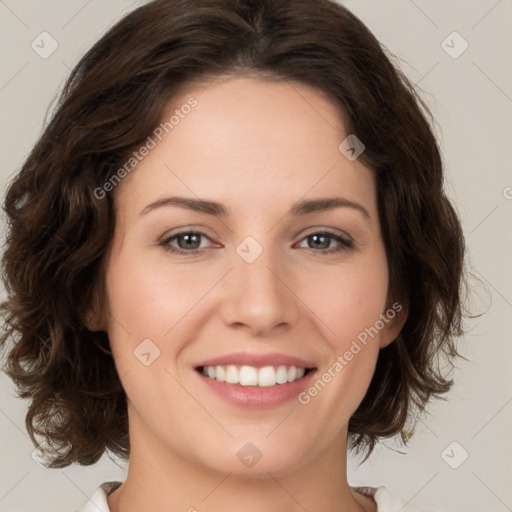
left=1, top=1, right=511, bottom=511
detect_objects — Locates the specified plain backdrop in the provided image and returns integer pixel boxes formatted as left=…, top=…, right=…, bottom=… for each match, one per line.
left=0, top=1, right=511, bottom=511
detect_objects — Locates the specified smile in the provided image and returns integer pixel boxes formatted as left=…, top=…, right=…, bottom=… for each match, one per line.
left=197, top=364, right=314, bottom=387
left=194, top=364, right=317, bottom=408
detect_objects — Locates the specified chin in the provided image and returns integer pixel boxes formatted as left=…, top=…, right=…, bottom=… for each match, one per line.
left=193, top=438, right=312, bottom=479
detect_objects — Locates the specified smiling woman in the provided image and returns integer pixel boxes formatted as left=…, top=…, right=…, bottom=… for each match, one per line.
left=0, top=1, right=467, bottom=512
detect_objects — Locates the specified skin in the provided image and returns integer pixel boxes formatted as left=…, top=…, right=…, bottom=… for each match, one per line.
left=87, top=75, right=406, bottom=512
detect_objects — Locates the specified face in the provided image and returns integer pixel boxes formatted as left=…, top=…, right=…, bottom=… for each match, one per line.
left=91, top=76, right=404, bottom=477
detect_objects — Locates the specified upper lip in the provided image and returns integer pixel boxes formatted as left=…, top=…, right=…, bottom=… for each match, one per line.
left=195, top=352, right=317, bottom=369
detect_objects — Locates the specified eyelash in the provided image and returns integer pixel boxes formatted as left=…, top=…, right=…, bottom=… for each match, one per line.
left=159, top=230, right=354, bottom=256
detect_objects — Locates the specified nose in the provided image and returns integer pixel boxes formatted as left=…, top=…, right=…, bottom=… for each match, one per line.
left=219, top=246, right=300, bottom=337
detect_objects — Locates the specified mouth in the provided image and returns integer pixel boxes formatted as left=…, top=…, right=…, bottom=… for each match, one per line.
left=194, top=364, right=318, bottom=408
left=195, top=364, right=316, bottom=387
left=192, top=352, right=318, bottom=408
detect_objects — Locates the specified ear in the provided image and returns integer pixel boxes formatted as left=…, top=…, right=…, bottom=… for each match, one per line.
left=82, top=281, right=108, bottom=332
left=378, top=300, right=408, bottom=349
left=84, top=308, right=107, bottom=332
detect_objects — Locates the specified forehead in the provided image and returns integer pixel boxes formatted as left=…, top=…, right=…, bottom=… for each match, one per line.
left=114, top=76, right=376, bottom=220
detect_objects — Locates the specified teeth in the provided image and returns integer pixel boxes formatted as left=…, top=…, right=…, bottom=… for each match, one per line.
left=216, top=365, right=225, bottom=382
left=200, top=365, right=307, bottom=386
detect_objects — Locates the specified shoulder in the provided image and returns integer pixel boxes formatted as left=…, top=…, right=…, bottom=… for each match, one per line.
left=351, top=485, right=441, bottom=512
left=76, top=481, right=122, bottom=512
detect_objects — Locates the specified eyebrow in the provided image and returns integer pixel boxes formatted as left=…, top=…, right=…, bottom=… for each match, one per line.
left=139, top=195, right=371, bottom=221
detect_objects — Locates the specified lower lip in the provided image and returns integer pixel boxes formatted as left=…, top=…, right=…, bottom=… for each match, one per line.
left=195, top=369, right=317, bottom=408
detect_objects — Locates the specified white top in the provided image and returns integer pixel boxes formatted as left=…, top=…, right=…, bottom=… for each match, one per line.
left=76, top=481, right=436, bottom=512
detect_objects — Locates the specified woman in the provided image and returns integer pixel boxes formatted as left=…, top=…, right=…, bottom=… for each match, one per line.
left=0, top=1, right=466, bottom=510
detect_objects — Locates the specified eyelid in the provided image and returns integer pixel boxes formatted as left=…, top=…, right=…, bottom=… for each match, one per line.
left=159, top=229, right=216, bottom=248
left=159, top=226, right=355, bottom=256
left=298, top=226, right=353, bottom=242
left=160, top=226, right=353, bottom=244
left=159, top=225, right=216, bottom=241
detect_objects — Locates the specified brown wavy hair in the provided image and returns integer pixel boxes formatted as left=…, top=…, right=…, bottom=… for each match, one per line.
left=0, top=0, right=468, bottom=468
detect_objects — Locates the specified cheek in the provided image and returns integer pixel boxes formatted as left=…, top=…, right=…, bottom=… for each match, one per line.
left=102, top=248, right=225, bottom=384
left=102, top=253, right=195, bottom=416
left=104, top=250, right=211, bottom=340
left=303, top=253, right=389, bottom=346
left=295, top=258, right=389, bottom=424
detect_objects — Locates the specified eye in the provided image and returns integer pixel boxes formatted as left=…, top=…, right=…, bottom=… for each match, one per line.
left=159, top=229, right=354, bottom=256
left=295, top=231, right=354, bottom=255
left=159, top=230, right=212, bottom=255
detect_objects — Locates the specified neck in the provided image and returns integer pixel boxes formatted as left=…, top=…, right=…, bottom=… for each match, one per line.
left=107, top=406, right=374, bottom=512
